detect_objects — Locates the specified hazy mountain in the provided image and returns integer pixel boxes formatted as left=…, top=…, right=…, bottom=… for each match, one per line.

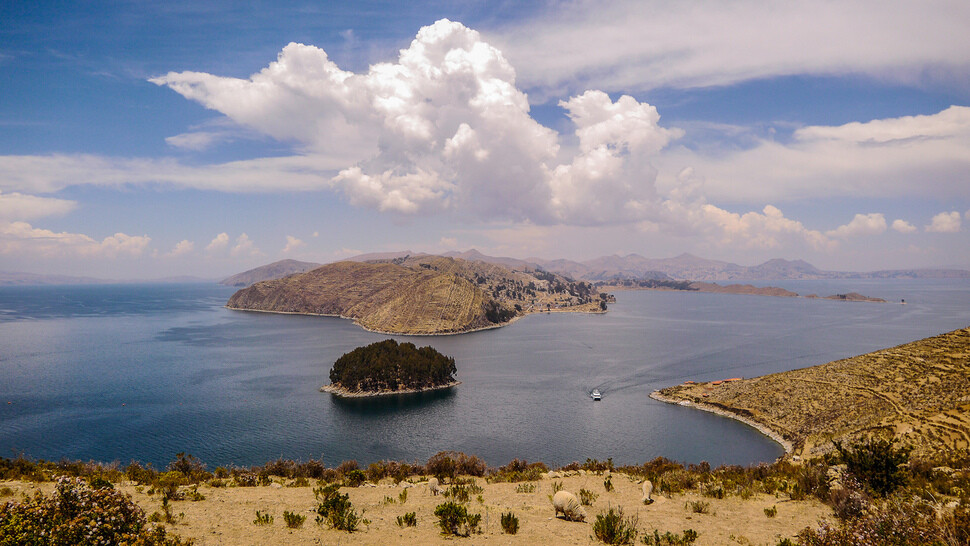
left=219, top=259, right=322, bottom=287
left=0, top=271, right=109, bottom=286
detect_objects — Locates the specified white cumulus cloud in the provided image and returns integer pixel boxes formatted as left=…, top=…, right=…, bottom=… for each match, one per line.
left=891, top=219, right=917, bottom=233
left=0, top=190, right=77, bottom=220
left=231, top=233, right=260, bottom=257
left=166, top=239, right=195, bottom=257
left=282, top=235, right=305, bottom=253
left=826, top=213, right=887, bottom=238
left=205, top=232, right=229, bottom=253
left=0, top=221, right=150, bottom=257
left=926, top=211, right=962, bottom=233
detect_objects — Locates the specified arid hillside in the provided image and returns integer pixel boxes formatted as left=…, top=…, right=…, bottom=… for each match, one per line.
left=657, top=327, right=970, bottom=459
left=227, top=255, right=610, bottom=335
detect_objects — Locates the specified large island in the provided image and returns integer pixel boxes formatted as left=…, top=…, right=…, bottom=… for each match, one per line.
left=227, top=255, right=612, bottom=335
left=321, top=339, right=460, bottom=397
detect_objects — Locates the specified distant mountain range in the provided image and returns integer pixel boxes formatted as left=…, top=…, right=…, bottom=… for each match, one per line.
left=3, top=250, right=966, bottom=287
left=0, top=271, right=212, bottom=286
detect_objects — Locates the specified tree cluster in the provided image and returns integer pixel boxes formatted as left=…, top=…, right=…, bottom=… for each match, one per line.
left=329, top=339, right=457, bottom=392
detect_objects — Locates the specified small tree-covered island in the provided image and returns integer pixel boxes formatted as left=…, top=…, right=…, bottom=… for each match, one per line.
left=320, top=339, right=460, bottom=397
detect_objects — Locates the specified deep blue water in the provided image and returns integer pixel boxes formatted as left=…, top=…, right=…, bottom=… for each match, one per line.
left=1, top=279, right=968, bottom=470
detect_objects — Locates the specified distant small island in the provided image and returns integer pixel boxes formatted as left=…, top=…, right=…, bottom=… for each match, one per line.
left=321, top=339, right=459, bottom=397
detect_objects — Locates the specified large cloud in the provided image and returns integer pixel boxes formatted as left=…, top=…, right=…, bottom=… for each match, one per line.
left=0, top=19, right=958, bottom=256
left=0, top=221, right=150, bottom=257
left=0, top=190, right=76, bottom=220
left=491, top=0, right=970, bottom=97
left=660, top=106, right=970, bottom=204
left=151, top=19, right=680, bottom=224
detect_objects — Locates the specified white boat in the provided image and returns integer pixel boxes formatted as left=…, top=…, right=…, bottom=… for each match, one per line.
left=591, top=389, right=601, bottom=401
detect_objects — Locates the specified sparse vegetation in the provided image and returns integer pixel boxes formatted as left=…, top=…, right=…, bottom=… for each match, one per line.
left=501, top=511, right=519, bottom=534
left=283, top=510, right=306, bottom=529
left=593, top=506, right=639, bottom=544
left=434, top=501, right=481, bottom=536
left=515, top=482, right=537, bottom=493
left=396, top=511, right=417, bottom=527
left=642, top=528, right=698, bottom=545
left=687, top=500, right=710, bottom=514
left=253, top=510, right=273, bottom=525
left=314, top=484, right=362, bottom=532
left=580, top=488, right=599, bottom=506
left=764, top=505, right=777, bottom=518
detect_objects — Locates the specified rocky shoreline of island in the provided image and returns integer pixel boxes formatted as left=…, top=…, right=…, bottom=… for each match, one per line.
left=320, top=381, right=461, bottom=398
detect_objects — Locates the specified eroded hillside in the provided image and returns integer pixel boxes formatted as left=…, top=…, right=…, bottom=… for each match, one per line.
left=658, top=327, right=970, bottom=459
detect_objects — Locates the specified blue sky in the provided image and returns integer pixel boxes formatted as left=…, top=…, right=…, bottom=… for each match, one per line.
left=1, top=0, right=969, bottom=278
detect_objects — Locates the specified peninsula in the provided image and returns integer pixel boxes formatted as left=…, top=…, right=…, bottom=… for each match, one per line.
left=653, top=326, right=970, bottom=459
left=227, top=255, right=611, bottom=335
left=321, top=339, right=459, bottom=397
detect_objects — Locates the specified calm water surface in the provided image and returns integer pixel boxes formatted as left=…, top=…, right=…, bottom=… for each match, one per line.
left=1, top=280, right=968, bottom=469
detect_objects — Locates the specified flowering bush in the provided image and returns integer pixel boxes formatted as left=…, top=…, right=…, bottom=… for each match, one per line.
left=0, top=476, right=190, bottom=545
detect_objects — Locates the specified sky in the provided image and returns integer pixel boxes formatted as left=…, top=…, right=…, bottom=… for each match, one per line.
left=1, top=0, right=969, bottom=279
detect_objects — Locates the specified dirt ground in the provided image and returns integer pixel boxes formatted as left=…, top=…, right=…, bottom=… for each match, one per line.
left=2, top=472, right=831, bottom=545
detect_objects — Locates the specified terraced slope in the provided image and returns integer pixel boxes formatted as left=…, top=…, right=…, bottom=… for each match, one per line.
left=227, top=256, right=610, bottom=335
left=657, top=327, right=970, bottom=458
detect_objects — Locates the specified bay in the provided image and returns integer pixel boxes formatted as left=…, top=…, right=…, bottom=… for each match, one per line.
left=1, top=279, right=968, bottom=469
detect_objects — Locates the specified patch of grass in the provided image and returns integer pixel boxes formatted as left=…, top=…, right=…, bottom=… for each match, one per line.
left=604, top=475, right=614, bottom=492
left=283, top=510, right=306, bottom=529
left=397, top=511, right=417, bottom=527
left=253, top=510, right=273, bottom=525
left=764, top=505, right=777, bottom=518
left=434, top=501, right=482, bottom=536
left=501, top=511, right=519, bottom=534
left=552, top=480, right=565, bottom=493
left=642, top=528, right=698, bottom=545
left=0, top=487, right=14, bottom=498
left=314, top=484, right=362, bottom=532
left=398, top=488, right=408, bottom=503
left=515, top=482, right=536, bottom=493
left=592, top=506, right=638, bottom=544
left=686, top=500, right=710, bottom=514
left=579, top=488, right=599, bottom=506
left=444, top=484, right=470, bottom=503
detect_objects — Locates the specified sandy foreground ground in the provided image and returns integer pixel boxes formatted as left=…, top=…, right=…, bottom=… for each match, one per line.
left=3, top=473, right=830, bottom=545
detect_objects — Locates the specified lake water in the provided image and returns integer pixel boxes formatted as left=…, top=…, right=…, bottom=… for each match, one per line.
left=1, top=279, right=968, bottom=470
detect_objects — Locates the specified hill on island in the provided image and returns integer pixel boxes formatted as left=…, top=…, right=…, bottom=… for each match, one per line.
left=326, top=339, right=457, bottom=395
left=657, top=326, right=970, bottom=459
left=226, top=255, right=610, bottom=335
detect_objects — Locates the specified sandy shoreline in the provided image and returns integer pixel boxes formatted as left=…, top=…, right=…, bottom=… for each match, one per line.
left=320, top=381, right=461, bottom=398
left=649, top=391, right=793, bottom=455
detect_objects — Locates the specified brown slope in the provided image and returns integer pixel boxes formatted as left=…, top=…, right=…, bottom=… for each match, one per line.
left=227, top=261, right=491, bottom=335
left=657, top=326, right=970, bottom=459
